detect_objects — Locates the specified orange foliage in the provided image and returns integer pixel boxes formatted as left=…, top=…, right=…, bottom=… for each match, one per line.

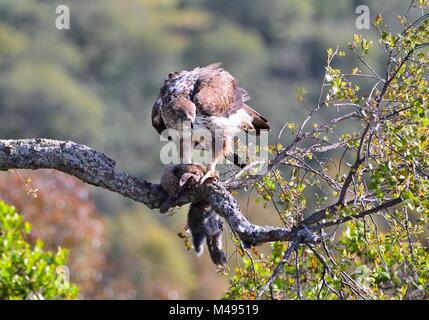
left=0, top=169, right=131, bottom=299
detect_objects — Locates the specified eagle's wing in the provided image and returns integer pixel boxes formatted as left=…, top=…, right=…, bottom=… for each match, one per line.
left=152, top=95, right=166, bottom=135
left=152, top=81, right=168, bottom=135
left=193, top=63, right=270, bottom=132
left=193, top=63, right=237, bottom=116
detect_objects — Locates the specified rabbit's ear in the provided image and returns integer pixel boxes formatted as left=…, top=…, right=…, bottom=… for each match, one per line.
left=179, top=173, right=197, bottom=187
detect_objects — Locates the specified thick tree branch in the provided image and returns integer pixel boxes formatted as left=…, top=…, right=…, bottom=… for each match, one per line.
left=0, top=138, right=403, bottom=248
left=0, top=138, right=166, bottom=208
left=0, top=138, right=309, bottom=246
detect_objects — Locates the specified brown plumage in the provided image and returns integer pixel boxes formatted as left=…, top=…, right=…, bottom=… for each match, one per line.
left=152, top=62, right=270, bottom=133
left=193, top=64, right=237, bottom=116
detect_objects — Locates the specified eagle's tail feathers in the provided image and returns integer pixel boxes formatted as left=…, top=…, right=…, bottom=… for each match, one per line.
left=236, top=87, right=251, bottom=104
left=242, top=104, right=270, bottom=132
left=204, top=62, right=222, bottom=70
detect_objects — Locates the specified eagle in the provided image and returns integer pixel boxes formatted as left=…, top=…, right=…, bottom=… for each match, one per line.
left=152, top=63, right=270, bottom=182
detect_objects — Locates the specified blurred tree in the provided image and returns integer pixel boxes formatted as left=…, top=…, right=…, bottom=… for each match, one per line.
left=0, top=23, right=27, bottom=65
left=183, top=22, right=268, bottom=79
left=0, top=170, right=107, bottom=298
left=0, top=63, right=104, bottom=142
left=106, top=209, right=197, bottom=299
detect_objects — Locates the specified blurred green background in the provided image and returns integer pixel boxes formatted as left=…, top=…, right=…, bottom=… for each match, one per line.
left=0, top=0, right=410, bottom=299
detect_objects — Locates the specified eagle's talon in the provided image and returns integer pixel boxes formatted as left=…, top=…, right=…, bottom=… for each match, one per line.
left=199, top=170, right=220, bottom=184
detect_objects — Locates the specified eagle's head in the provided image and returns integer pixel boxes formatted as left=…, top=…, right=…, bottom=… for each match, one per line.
left=165, top=70, right=186, bottom=82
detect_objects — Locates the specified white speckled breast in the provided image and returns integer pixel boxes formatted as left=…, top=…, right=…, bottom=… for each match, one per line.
left=167, top=69, right=200, bottom=98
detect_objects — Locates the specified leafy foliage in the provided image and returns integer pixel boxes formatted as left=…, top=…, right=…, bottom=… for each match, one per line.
left=0, top=170, right=109, bottom=298
left=0, top=200, right=79, bottom=299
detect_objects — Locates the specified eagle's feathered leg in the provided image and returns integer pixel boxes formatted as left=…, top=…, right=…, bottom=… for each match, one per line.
left=200, top=134, right=232, bottom=184
left=179, top=125, right=194, bottom=164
